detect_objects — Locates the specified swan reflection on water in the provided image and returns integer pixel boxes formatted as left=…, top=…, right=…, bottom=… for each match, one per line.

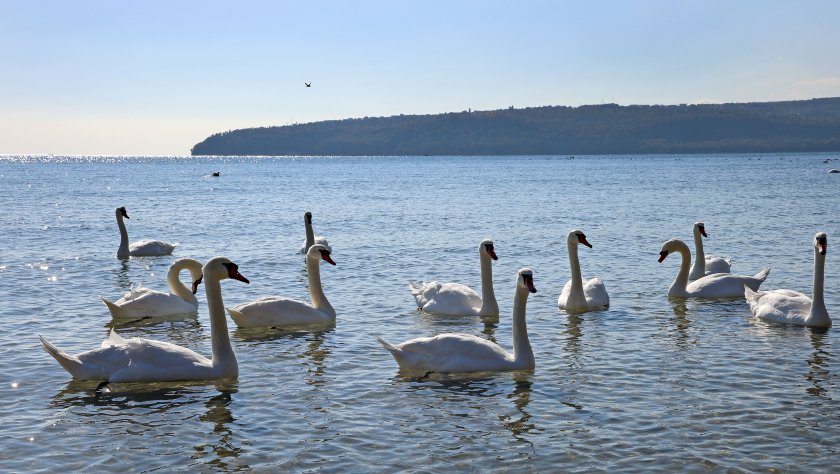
left=806, top=330, right=831, bottom=398
left=50, top=380, right=247, bottom=469
left=393, top=371, right=540, bottom=440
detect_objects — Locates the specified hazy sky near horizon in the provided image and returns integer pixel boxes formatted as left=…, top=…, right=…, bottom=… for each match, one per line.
left=2, top=0, right=839, bottom=155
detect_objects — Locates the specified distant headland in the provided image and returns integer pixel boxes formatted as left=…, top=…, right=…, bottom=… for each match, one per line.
left=191, top=97, right=840, bottom=156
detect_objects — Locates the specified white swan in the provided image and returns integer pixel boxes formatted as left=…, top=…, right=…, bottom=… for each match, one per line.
left=39, top=257, right=249, bottom=382
left=659, top=239, right=769, bottom=298
left=100, top=258, right=204, bottom=319
left=409, top=239, right=499, bottom=317
left=299, top=211, right=331, bottom=254
left=688, top=222, right=732, bottom=279
left=228, top=244, right=336, bottom=328
left=378, top=268, right=536, bottom=373
left=115, top=206, right=176, bottom=258
left=557, top=230, right=609, bottom=312
left=745, top=232, right=831, bottom=328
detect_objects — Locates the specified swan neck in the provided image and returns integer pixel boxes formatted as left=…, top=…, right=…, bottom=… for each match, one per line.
left=811, top=247, right=827, bottom=319
left=693, top=228, right=705, bottom=274
left=478, top=252, right=498, bottom=316
left=205, top=276, right=237, bottom=375
left=304, top=217, right=315, bottom=251
left=568, top=240, right=585, bottom=300
left=670, top=243, right=691, bottom=296
left=116, top=211, right=129, bottom=258
left=308, top=257, right=335, bottom=317
left=511, top=286, right=534, bottom=368
left=168, top=260, right=199, bottom=305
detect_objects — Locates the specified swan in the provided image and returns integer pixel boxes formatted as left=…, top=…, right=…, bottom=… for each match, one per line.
left=228, top=244, right=336, bottom=328
left=557, top=230, right=609, bottom=312
left=688, top=222, right=732, bottom=279
left=299, top=211, right=331, bottom=254
left=745, top=232, right=831, bottom=328
left=100, top=258, right=204, bottom=319
left=115, top=206, right=176, bottom=258
left=39, top=257, right=249, bottom=382
left=378, top=268, right=536, bottom=373
left=408, top=239, right=499, bottom=317
left=659, top=239, right=770, bottom=298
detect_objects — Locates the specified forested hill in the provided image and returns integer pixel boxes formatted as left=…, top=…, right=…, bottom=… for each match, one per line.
left=191, top=97, right=840, bottom=156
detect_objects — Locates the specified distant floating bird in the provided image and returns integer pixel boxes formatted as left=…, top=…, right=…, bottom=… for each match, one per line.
left=305, top=82, right=311, bottom=87
left=212, top=172, right=220, bottom=177
left=829, top=169, right=840, bottom=174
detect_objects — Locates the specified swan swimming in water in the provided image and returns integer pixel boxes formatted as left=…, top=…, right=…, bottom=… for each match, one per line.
left=659, top=239, right=769, bottom=298
left=100, top=258, right=204, bottom=319
left=688, top=222, right=732, bottom=279
left=228, top=244, right=336, bottom=328
left=745, top=232, right=831, bottom=328
left=557, top=230, right=609, bottom=312
left=378, top=268, right=536, bottom=373
left=39, top=257, right=249, bottom=382
left=409, top=239, right=499, bottom=317
left=115, top=206, right=176, bottom=258
left=299, top=211, right=331, bottom=254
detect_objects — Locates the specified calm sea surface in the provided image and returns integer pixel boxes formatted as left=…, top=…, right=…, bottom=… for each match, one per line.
left=1, top=153, right=839, bottom=472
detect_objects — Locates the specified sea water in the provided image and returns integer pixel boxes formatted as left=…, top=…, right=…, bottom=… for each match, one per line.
left=1, top=153, right=839, bottom=471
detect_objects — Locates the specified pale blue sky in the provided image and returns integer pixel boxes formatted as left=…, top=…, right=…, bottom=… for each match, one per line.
left=2, top=0, right=839, bottom=155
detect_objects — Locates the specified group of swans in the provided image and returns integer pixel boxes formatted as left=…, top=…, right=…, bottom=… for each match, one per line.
left=41, top=210, right=833, bottom=383
left=40, top=257, right=250, bottom=383
left=42, top=210, right=339, bottom=383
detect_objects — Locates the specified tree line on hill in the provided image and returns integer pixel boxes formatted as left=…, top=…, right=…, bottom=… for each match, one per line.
left=191, top=97, right=840, bottom=156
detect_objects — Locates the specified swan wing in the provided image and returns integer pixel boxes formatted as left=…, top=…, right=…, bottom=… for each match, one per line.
left=409, top=281, right=482, bottom=316
left=746, top=288, right=812, bottom=325
left=687, top=270, right=769, bottom=298
left=129, top=240, right=176, bottom=256
left=107, top=289, right=197, bottom=318
left=381, top=333, right=511, bottom=372
left=704, top=255, right=732, bottom=275
left=583, top=277, right=610, bottom=308
left=229, top=296, right=332, bottom=327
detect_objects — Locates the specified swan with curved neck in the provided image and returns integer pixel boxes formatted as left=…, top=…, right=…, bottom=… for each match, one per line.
left=409, top=239, right=499, bottom=317
left=557, top=230, right=609, bottom=312
left=115, top=206, right=176, bottom=258
left=746, top=233, right=831, bottom=328
left=228, top=244, right=336, bottom=327
left=101, top=258, right=204, bottom=319
left=659, top=239, right=769, bottom=298
left=378, top=268, right=536, bottom=373
left=688, top=222, right=732, bottom=279
left=39, top=257, right=249, bottom=382
left=299, top=211, right=331, bottom=254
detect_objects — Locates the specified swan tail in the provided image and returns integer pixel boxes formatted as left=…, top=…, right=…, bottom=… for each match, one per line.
left=746, top=268, right=771, bottom=291
left=744, top=285, right=761, bottom=304
left=100, top=297, right=125, bottom=318
left=376, top=336, right=401, bottom=355
left=226, top=307, right=247, bottom=326
left=39, top=335, right=85, bottom=378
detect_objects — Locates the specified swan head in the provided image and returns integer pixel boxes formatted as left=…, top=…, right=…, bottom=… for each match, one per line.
left=658, top=239, right=687, bottom=263
left=517, top=268, right=537, bottom=293
left=198, top=257, right=250, bottom=286
left=117, top=206, right=129, bottom=219
left=568, top=230, right=592, bottom=248
left=815, top=232, right=828, bottom=256
left=479, top=239, right=498, bottom=260
left=304, top=211, right=313, bottom=224
left=307, top=243, right=336, bottom=265
left=693, top=222, right=708, bottom=237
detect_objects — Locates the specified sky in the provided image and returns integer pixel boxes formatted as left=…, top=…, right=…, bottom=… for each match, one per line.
left=1, top=0, right=839, bottom=155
